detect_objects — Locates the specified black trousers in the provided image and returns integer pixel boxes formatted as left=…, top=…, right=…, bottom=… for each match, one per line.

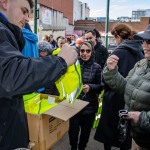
left=68, top=113, right=95, bottom=150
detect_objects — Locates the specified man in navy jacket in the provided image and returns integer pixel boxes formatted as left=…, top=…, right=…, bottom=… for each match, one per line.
left=0, top=0, right=77, bottom=149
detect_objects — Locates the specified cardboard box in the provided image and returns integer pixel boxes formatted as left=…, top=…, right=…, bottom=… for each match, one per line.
left=27, top=94, right=89, bottom=150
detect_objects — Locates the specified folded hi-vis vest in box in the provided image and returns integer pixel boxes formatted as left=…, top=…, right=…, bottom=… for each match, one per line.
left=53, top=48, right=83, bottom=103
left=23, top=93, right=57, bottom=114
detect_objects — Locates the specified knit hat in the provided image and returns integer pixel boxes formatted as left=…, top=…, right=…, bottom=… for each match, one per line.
left=133, top=24, right=150, bottom=40
left=38, top=41, right=53, bottom=53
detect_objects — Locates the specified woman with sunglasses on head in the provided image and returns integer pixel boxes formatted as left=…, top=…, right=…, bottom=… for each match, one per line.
left=68, top=41, right=103, bottom=150
left=94, top=23, right=144, bottom=150
left=101, top=24, right=150, bottom=150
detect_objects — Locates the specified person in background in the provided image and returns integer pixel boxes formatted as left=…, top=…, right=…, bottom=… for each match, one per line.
left=70, top=34, right=76, bottom=46
left=22, top=20, right=39, bottom=58
left=23, top=22, right=45, bottom=93
left=42, top=35, right=49, bottom=42
left=68, top=41, right=102, bottom=150
left=85, top=30, right=108, bottom=69
left=102, top=24, right=150, bottom=150
left=93, top=28, right=102, bottom=44
left=66, top=37, right=72, bottom=46
left=49, top=34, right=58, bottom=50
left=0, top=0, right=77, bottom=149
left=52, top=36, right=66, bottom=55
left=94, top=23, right=144, bottom=150
left=75, top=38, right=84, bottom=55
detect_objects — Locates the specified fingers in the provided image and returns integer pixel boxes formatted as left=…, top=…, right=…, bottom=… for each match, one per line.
left=107, top=55, right=119, bottom=63
left=58, top=45, right=78, bottom=66
left=83, top=84, right=89, bottom=93
left=62, top=45, right=76, bottom=51
left=123, top=111, right=141, bottom=124
left=106, top=55, right=119, bottom=70
left=71, top=46, right=77, bottom=51
left=110, top=55, right=119, bottom=60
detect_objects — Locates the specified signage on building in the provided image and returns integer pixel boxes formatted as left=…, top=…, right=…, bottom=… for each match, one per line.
left=41, top=7, right=52, bottom=25
left=65, top=31, right=83, bottom=37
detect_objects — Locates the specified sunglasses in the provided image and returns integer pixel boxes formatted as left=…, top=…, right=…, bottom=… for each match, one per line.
left=80, top=49, right=92, bottom=53
left=142, top=40, right=150, bottom=44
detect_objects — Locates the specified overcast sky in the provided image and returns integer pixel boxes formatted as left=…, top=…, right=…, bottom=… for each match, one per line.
left=79, top=0, right=150, bottom=19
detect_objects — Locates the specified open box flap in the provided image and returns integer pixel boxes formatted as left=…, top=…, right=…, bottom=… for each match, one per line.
left=43, top=99, right=89, bottom=121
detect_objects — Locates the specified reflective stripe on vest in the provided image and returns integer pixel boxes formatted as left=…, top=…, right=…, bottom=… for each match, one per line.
left=55, top=59, right=82, bottom=103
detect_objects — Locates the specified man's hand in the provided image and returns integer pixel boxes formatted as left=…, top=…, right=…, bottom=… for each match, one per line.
left=58, top=45, right=78, bottom=67
left=107, top=55, right=119, bottom=70
left=83, top=84, right=90, bottom=93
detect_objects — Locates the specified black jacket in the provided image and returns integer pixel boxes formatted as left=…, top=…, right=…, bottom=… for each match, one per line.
left=78, top=54, right=102, bottom=114
left=94, top=42, right=108, bottom=69
left=94, top=39, right=144, bottom=148
left=0, top=16, right=67, bottom=150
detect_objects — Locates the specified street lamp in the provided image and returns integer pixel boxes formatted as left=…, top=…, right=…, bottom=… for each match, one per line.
left=105, top=0, right=110, bottom=49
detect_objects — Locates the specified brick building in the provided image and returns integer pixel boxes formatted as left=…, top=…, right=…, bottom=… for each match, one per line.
left=75, top=17, right=150, bottom=33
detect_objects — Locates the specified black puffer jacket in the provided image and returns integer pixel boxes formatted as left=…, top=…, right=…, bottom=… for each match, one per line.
left=0, top=15, right=67, bottom=150
left=94, top=42, right=108, bottom=69
left=78, top=54, right=102, bottom=114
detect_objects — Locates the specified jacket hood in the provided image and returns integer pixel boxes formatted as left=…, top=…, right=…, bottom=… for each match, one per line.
left=118, top=39, right=143, bottom=56
left=22, top=28, right=38, bottom=43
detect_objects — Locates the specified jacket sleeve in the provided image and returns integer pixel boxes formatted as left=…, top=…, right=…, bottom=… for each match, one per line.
left=102, top=62, right=138, bottom=95
left=138, top=111, right=150, bottom=132
left=102, top=66, right=126, bottom=95
left=0, top=39, right=67, bottom=97
left=88, top=65, right=102, bottom=93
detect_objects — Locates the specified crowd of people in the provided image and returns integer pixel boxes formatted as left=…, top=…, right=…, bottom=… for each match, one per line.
left=0, top=0, right=149, bottom=150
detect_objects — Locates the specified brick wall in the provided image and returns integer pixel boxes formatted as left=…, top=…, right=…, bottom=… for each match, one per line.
left=75, top=17, right=150, bottom=32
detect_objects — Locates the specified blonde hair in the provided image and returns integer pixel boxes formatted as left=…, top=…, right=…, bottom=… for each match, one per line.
left=79, top=41, right=93, bottom=51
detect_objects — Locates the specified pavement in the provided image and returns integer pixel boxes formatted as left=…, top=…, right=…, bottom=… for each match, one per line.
left=52, top=128, right=119, bottom=150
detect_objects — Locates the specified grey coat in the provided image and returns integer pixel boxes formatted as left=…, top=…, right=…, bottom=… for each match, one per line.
left=103, top=59, right=150, bottom=149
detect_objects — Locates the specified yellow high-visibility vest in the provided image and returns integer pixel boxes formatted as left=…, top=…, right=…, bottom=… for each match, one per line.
left=52, top=47, right=61, bottom=56
left=23, top=93, right=57, bottom=114
left=53, top=48, right=83, bottom=103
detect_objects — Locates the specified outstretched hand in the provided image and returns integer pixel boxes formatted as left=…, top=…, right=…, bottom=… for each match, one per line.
left=107, top=55, right=119, bottom=70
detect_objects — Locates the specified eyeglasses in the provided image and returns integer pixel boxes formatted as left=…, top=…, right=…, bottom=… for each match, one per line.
left=80, top=49, right=92, bottom=53
left=142, top=40, right=150, bottom=45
